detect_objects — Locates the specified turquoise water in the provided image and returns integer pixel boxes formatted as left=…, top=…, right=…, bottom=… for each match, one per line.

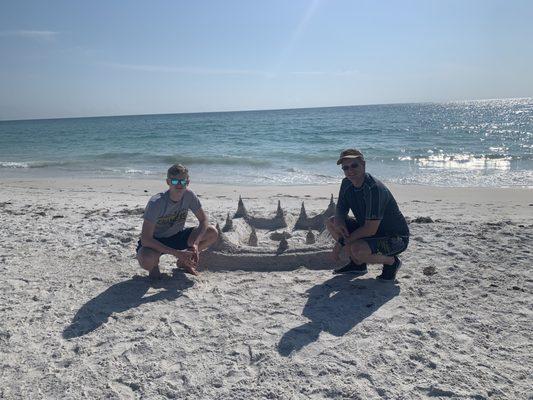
left=0, top=98, right=532, bottom=187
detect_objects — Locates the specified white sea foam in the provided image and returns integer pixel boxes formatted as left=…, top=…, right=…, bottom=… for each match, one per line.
left=0, top=161, right=30, bottom=168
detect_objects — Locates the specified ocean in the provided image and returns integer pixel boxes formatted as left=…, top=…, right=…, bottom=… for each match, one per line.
left=1, top=98, right=532, bottom=187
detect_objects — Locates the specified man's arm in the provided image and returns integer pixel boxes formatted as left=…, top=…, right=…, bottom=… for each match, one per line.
left=343, top=180, right=387, bottom=245
left=140, top=219, right=182, bottom=257
left=335, top=182, right=350, bottom=237
left=345, top=219, right=381, bottom=245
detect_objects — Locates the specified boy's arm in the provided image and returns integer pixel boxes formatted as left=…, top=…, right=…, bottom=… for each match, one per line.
left=140, top=219, right=181, bottom=257
left=191, top=208, right=208, bottom=246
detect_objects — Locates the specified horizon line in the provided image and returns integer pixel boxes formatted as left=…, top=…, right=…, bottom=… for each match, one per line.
left=1, top=96, right=531, bottom=123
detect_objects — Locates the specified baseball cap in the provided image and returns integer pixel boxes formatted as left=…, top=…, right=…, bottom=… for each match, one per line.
left=336, top=148, right=365, bottom=165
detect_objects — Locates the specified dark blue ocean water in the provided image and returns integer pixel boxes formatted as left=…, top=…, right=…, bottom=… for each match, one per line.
left=1, top=98, right=532, bottom=187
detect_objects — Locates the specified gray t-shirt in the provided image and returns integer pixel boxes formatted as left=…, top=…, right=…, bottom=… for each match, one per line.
left=143, top=190, right=202, bottom=238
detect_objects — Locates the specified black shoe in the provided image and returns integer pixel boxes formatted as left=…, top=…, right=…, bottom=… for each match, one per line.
left=377, top=257, right=402, bottom=281
left=333, top=261, right=368, bottom=275
left=148, top=266, right=162, bottom=280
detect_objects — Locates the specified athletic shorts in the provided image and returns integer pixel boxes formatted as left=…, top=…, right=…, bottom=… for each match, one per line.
left=345, top=218, right=409, bottom=256
left=136, top=227, right=194, bottom=254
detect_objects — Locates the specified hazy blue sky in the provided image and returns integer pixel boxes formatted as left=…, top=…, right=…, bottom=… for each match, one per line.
left=1, top=0, right=532, bottom=120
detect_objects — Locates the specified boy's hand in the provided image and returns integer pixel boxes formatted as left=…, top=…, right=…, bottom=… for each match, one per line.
left=188, top=244, right=199, bottom=263
left=176, top=250, right=198, bottom=276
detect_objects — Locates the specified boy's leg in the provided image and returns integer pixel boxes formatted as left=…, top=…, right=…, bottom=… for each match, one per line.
left=137, top=247, right=163, bottom=278
left=187, top=225, right=219, bottom=251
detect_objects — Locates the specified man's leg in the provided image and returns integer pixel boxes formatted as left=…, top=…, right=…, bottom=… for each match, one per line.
left=326, top=216, right=367, bottom=271
left=137, top=247, right=162, bottom=278
left=325, top=216, right=344, bottom=240
left=349, top=239, right=404, bottom=280
left=348, top=240, right=395, bottom=265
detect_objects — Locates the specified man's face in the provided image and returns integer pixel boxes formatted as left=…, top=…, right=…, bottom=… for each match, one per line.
left=167, top=173, right=189, bottom=191
left=341, top=158, right=365, bottom=181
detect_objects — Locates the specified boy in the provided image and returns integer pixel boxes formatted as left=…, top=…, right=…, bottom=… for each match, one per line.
left=136, top=164, right=218, bottom=278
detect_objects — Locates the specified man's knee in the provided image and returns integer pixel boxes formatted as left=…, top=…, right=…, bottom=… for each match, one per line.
left=325, top=216, right=336, bottom=232
left=349, top=241, right=371, bottom=261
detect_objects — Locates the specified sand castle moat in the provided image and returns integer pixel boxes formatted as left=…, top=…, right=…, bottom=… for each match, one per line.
left=202, top=195, right=344, bottom=270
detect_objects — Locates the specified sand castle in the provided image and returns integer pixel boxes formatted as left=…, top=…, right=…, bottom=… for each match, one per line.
left=202, top=195, right=344, bottom=270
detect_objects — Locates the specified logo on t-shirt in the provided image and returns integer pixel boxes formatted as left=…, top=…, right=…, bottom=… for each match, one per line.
left=156, top=209, right=188, bottom=227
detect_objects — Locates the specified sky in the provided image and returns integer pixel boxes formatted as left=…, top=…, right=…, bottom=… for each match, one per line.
left=0, top=0, right=532, bottom=120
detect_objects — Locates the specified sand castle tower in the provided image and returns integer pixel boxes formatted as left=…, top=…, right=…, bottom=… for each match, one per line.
left=325, top=194, right=335, bottom=216
left=275, top=200, right=284, bottom=219
left=277, top=237, right=289, bottom=255
left=248, top=227, right=258, bottom=247
left=222, top=212, right=233, bottom=232
left=234, top=196, right=248, bottom=218
left=293, top=202, right=309, bottom=230
left=306, top=228, right=316, bottom=245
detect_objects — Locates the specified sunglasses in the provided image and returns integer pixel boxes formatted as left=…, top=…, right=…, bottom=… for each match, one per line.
left=170, top=178, right=188, bottom=186
left=341, top=162, right=361, bottom=171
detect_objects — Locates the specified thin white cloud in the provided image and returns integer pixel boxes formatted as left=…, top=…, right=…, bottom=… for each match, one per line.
left=0, top=30, right=59, bottom=41
left=103, top=62, right=361, bottom=79
left=271, top=0, right=322, bottom=76
left=290, top=69, right=361, bottom=77
left=102, top=62, right=267, bottom=76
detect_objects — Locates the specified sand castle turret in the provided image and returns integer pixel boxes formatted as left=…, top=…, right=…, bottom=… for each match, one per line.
left=234, top=196, right=248, bottom=218
left=325, top=194, right=336, bottom=216
left=275, top=200, right=284, bottom=219
left=212, top=222, right=233, bottom=251
left=243, top=199, right=287, bottom=230
left=222, top=212, right=233, bottom=232
left=306, top=228, right=316, bottom=245
left=293, top=202, right=309, bottom=230
left=248, top=227, right=258, bottom=247
left=277, top=237, right=289, bottom=255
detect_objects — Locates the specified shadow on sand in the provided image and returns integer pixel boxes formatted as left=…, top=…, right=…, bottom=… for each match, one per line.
left=63, top=270, right=194, bottom=339
left=278, top=275, right=400, bottom=356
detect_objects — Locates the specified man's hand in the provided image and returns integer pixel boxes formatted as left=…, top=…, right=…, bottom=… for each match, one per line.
left=335, top=222, right=350, bottom=239
left=331, top=242, right=343, bottom=261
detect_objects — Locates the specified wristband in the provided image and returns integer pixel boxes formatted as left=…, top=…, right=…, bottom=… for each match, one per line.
left=337, top=237, right=346, bottom=247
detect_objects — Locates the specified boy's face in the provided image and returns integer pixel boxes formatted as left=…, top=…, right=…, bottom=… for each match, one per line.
left=167, top=172, right=189, bottom=192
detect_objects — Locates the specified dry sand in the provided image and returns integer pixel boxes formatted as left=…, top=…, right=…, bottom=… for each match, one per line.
left=0, top=178, right=531, bottom=399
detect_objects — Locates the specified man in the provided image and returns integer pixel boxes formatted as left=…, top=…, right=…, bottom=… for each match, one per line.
left=326, top=149, right=409, bottom=280
left=136, top=163, right=218, bottom=278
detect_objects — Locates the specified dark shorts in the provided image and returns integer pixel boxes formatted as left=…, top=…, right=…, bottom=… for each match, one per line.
left=136, top=227, right=194, bottom=254
left=346, top=218, right=409, bottom=256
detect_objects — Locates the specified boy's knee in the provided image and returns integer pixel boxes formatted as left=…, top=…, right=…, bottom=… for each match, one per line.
left=137, top=249, right=160, bottom=269
left=206, top=225, right=218, bottom=241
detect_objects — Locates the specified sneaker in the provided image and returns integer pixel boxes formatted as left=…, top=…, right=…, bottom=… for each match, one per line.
left=377, top=256, right=402, bottom=281
left=333, top=261, right=368, bottom=275
left=148, top=265, right=162, bottom=280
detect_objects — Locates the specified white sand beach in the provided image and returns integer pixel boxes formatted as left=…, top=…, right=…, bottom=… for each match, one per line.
left=0, top=178, right=531, bottom=399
